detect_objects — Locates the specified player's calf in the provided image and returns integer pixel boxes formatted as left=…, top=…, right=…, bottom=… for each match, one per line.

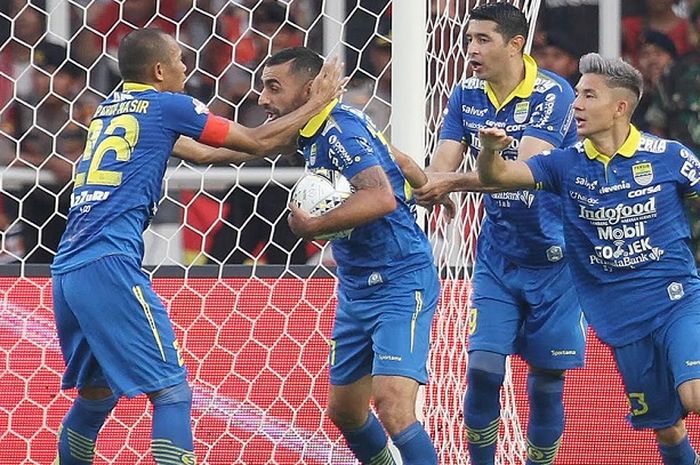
left=373, top=375, right=438, bottom=465
left=526, top=367, right=565, bottom=465
left=56, top=390, right=118, bottom=465
left=655, top=419, right=698, bottom=465
left=148, top=381, right=196, bottom=465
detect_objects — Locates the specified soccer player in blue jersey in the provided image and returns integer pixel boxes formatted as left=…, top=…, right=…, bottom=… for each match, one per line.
left=414, top=4, right=585, bottom=465
left=50, top=29, right=343, bottom=465
left=256, top=47, right=446, bottom=465
left=477, top=52, right=700, bottom=465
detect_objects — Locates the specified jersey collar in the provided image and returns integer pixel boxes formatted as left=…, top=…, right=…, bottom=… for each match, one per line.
left=484, top=54, right=537, bottom=111
left=300, top=99, right=339, bottom=138
left=583, top=124, right=641, bottom=163
left=122, top=82, right=157, bottom=92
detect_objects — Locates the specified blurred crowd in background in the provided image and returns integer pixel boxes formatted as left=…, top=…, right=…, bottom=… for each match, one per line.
left=2, top=0, right=700, bottom=266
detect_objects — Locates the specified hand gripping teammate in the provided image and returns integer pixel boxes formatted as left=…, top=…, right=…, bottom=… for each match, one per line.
left=50, top=28, right=342, bottom=465
left=477, top=53, right=700, bottom=465
left=257, top=46, right=447, bottom=465
left=414, top=4, right=585, bottom=464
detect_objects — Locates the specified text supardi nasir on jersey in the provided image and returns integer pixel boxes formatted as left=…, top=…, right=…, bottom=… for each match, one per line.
left=441, top=55, right=577, bottom=265
left=52, top=82, right=228, bottom=273
left=527, top=126, right=700, bottom=346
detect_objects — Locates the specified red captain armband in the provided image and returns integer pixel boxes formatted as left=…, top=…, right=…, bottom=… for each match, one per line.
left=198, top=114, right=229, bottom=147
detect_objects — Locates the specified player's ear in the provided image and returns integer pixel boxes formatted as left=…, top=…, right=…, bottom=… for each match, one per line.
left=153, top=62, right=165, bottom=83
left=509, top=35, right=525, bottom=56
left=303, top=79, right=314, bottom=98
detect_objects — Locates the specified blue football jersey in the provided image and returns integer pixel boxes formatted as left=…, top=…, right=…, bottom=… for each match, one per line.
left=441, top=55, right=577, bottom=265
left=527, top=126, right=700, bottom=346
left=297, top=100, right=435, bottom=292
left=52, top=83, right=215, bottom=273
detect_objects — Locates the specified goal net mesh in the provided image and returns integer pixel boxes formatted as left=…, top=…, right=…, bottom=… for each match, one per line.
left=0, top=0, right=541, bottom=463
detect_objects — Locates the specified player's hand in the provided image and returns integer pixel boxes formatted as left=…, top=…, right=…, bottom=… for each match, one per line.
left=436, top=195, right=456, bottom=222
left=478, top=127, right=512, bottom=152
left=308, top=56, right=347, bottom=109
left=287, top=203, right=319, bottom=239
left=414, top=172, right=455, bottom=205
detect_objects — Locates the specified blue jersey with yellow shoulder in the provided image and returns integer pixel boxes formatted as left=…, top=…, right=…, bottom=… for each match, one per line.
left=527, top=126, right=700, bottom=346
left=52, top=82, right=229, bottom=273
left=297, top=100, right=435, bottom=292
left=441, top=55, right=577, bottom=266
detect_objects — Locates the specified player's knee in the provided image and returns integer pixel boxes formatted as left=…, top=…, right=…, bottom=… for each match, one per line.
left=373, top=390, right=416, bottom=435
left=527, top=367, right=565, bottom=396
left=467, top=351, right=506, bottom=388
left=148, top=381, right=192, bottom=407
left=678, top=379, right=700, bottom=414
left=655, top=419, right=687, bottom=446
left=78, top=386, right=115, bottom=401
left=326, top=404, right=367, bottom=430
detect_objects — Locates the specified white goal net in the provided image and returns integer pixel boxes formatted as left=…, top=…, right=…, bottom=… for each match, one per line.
left=0, top=0, right=540, bottom=464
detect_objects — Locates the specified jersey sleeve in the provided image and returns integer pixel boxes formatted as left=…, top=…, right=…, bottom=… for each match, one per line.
left=326, top=115, right=381, bottom=180
left=159, top=93, right=228, bottom=146
left=669, top=142, right=700, bottom=198
left=525, top=148, right=569, bottom=193
left=439, top=85, right=466, bottom=143
left=523, top=82, right=575, bottom=148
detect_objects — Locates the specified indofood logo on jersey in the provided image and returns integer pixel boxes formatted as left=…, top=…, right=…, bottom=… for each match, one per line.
left=513, top=101, right=529, bottom=123
left=578, top=197, right=657, bottom=226
left=632, top=162, right=653, bottom=186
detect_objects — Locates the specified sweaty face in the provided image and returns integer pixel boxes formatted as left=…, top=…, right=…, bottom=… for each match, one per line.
left=465, top=20, right=512, bottom=81
left=160, top=37, right=187, bottom=93
left=258, top=61, right=310, bottom=121
left=573, top=74, right=618, bottom=137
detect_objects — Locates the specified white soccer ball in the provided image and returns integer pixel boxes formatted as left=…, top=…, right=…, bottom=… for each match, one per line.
left=291, top=168, right=355, bottom=240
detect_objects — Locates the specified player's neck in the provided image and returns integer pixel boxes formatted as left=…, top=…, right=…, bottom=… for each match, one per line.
left=487, top=58, right=525, bottom=104
left=587, top=122, right=632, bottom=157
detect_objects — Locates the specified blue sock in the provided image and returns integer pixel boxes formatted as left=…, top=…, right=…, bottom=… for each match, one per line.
left=341, top=412, right=395, bottom=464
left=464, top=351, right=506, bottom=465
left=150, top=381, right=196, bottom=465
left=526, top=369, right=565, bottom=465
left=57, top=395, right=117, bottom=465
left=659, top=435, right=698, bottom=465
left=391, top=421, right=438, bottom=465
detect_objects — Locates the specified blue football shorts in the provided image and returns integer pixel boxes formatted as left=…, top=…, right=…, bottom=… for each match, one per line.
left=330, top=265, right=440, bottom=385
left=613, top=290, right=700, bottom=430
left=52, top=254, right=187, bottom=397
left=468, top=239, right=586, bottom=370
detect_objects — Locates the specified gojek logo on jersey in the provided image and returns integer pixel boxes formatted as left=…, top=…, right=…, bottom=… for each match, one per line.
left=578, top=197, right=657, bottom=226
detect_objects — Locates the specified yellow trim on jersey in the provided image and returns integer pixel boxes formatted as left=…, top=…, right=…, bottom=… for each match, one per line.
left=410, top=291, right=424, bottom=353
left=132, top=285, right=167, bottom=362
left=122, top=82, right=157, bottom=93
left=583, top=124, right=641, bottom=164
left=484, top=54, right=537, bottom=111
left=300, top=99, right=340, bottom=137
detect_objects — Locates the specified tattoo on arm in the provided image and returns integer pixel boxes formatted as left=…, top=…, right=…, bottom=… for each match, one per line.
left=350, top=166, right=390, bottom=190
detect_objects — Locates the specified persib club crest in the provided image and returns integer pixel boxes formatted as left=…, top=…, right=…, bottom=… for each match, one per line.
left=632, top=162, right=653, bottom=186
left=513, top=101, right=530, bottom=124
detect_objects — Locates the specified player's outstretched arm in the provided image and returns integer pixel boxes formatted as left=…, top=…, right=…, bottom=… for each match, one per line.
left=171, top=136, right=262, bottom=165
left=223, top=57, right=345, bottom=156
left=390, top=145, right=428, bottom=188
left=477, top=127, right=535, bottom=189
left=414, top=140, right=503, bottom=205
left=287, top=166, right=396, bottom=239
left=390, top=144, right=456, bottom=220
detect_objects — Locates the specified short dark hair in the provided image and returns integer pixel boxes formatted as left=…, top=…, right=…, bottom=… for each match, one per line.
left=118, top=28, right=174, bottom=82
left=469, top=3, right=529, bottom=44
left=265, top=47, right=323, bottom=81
